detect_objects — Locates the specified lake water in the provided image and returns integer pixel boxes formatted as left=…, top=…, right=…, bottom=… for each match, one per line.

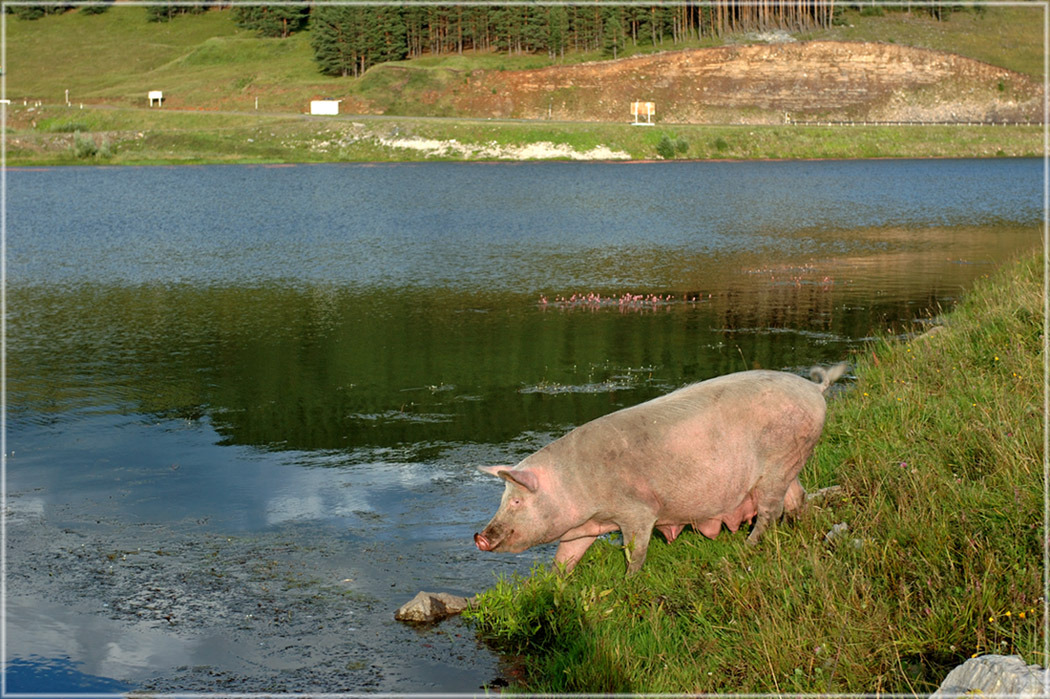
left=6, top=159, right=1041, bottom=693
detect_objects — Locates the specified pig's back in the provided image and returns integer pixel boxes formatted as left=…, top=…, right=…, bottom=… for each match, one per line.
left=586, top=370, right=827, bottom=518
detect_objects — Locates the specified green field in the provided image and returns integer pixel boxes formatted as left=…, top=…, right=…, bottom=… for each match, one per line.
left=465, top=248, right=1045, bottom=693
left=7, top=104, right=1044, bottom=166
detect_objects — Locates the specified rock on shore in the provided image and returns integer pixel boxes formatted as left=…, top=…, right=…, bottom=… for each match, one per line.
left=932, top=654, right=1047, bottom=697
left=395, top=591, right=473, bottom=623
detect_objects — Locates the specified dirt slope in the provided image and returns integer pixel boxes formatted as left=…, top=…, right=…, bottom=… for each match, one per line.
left=403, top=41, right=1041, bottom=124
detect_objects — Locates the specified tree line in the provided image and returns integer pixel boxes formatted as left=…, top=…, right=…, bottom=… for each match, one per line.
left=252, top=0, right=974, bottom=78
left=10, top=0, right=980, bottom=77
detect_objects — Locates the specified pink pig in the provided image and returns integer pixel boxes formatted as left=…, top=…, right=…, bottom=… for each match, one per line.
left=474, top=364, right=847, bottom=574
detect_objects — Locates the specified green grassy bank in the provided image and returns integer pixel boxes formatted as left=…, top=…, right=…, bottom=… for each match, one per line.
left=464, top=249, right=1045, bottom=693
left=7, top=104, right=1043, bottom=165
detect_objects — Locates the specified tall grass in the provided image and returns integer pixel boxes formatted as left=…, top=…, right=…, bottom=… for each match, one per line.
left=464, top=250, right=1044, bottom=693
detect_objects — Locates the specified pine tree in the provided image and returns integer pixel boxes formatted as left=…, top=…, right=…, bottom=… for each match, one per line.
left=601, top=7, right=625, bottom=59
left=233, top=3, right=308, bottom=38
left=146, top=3, right=205, bottom=22
left=546, top=6, right=568, bottom=59
left=370, top=5, right=407, bottom=66
left=79, top=1, right=112, bottom=16
left=310, top=4, right=358, bottom=77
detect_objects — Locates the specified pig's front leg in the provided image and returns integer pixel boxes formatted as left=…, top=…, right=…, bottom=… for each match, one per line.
left=553, top=535, right=598, bottom=574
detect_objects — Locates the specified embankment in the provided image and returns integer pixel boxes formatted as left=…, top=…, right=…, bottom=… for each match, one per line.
left=364, top=41, right=1043, bottom=124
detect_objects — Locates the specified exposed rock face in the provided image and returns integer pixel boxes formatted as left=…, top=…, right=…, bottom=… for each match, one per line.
left=932, top=655, right=1047, bottom=697
left=449, top=41, right=1040, bottom=123
left=394, top=591, right=473, bottom=624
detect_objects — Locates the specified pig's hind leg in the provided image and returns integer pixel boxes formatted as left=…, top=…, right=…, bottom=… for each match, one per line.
left=782, top=478, right=806, bottom=520
left=745, top=492, right=784, bottom=545
left=745, top=472, right=799, bottom=545
left=746, top=476, right=807, bottom=544
left=747, top=428, right=818, bottom=544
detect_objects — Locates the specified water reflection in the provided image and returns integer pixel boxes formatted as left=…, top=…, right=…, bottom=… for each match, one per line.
left=9, top=221, right=1036, bottom=453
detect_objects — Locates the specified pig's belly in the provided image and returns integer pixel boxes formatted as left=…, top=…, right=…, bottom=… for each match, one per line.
left=656, top=491, right=758, bottom=540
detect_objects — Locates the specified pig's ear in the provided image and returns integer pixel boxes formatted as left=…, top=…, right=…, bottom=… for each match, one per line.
left=497, top=468, right=539, bottom=493
left=477, top=465, right=540, bottom=492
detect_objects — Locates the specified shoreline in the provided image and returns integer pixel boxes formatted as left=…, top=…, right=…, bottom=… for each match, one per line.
left=6, top=104, right=1043, bottom=167
left=4, top=153, right=1044, bottom=168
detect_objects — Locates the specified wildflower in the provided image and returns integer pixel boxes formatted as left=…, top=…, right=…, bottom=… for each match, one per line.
left=1019, top=612, right=1026, bottom=619
left=989, top=616, right=995, bottom=623
left=1005, top=611, right=1012, bottom=617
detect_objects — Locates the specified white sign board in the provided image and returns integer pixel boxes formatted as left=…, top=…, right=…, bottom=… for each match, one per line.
left=148, top=90, right=163, bottom=107
left=631, top=101, right=655, bottom=125
left=310, top=100, right=341, bottom=116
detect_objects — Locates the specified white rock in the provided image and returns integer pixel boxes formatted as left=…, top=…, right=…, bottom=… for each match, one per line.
left=932, top=654, right=1048, bottom=697
left=394, top=591, right=472, bottom=624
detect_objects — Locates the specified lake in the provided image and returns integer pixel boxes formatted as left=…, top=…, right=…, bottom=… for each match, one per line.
left=6, top=159, right=1041, bottom=693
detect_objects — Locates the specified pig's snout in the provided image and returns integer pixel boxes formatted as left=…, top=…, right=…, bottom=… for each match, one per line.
left=474, top=532, right=493, bottom=551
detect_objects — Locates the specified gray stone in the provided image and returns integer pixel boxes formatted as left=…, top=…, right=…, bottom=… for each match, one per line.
left=824, top=522, right=850, bottom=544
left=932, top=654, right=1047, bottom=698
left=394, top=591, right=472, bottom=624
left=807, top=484, right=844, bottom=505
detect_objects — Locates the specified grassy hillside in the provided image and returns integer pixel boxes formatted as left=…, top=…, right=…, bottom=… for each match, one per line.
left=800, top=5, right=1044, bottom=78
left=6, top=7, right=335, bottom=111
left=5, top=5, right=1042, bottom=164
left=465, top=248, right=1044, bottom=693
left=6, top=4, right=1043, bottom=113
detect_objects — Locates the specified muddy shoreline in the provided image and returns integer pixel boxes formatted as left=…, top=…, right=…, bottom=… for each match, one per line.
left=6, top=490, right=518, bottom=693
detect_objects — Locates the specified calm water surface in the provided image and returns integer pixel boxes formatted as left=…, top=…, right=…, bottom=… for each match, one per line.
left=6, top=159, right=1041, bottom=693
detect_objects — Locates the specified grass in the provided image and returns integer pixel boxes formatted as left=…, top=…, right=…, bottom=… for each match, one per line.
left=463, top=249, right=1045, bottom=693
left=6, top=105, right=1043, bottom=165
left=800, top=6, right=1045, bottom=79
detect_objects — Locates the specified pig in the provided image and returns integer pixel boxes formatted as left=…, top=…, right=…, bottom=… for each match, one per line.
left=474, top=363, right=847, bottom=575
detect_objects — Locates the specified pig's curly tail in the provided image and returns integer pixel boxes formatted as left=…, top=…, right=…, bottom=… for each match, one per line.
left=810, top=362, right=849, bottom=392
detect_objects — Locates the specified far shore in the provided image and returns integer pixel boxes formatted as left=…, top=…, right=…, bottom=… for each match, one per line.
left=6, top=104, right=1044, bottom=167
